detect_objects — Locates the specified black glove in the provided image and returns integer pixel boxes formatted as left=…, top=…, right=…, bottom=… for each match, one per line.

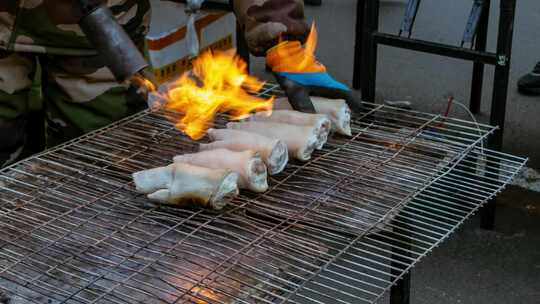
left=273, top=71, right=362, bottom=113
left=266, top=37, right=362, bottom=113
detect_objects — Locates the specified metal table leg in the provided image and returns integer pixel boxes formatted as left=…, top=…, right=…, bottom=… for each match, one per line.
left=469, top=0, right=491, bottom=114
left=389, top=217, right=412, bottom=304
left=353, top=0, right=366, bottom=90
left=361, top=0, right=380, bottom=102
left=481, top=0, right=516, bottom=230
left=390, top=272, right=411, bottom=304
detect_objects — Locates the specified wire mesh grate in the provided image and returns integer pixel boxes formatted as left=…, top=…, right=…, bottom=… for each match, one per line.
left=0, top=83, right=526, bottom=304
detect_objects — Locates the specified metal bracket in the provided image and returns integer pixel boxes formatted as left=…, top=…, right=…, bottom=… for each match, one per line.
left=462, top=0, right=486, bottom=48
left=399, top=0, right=422, bottom=38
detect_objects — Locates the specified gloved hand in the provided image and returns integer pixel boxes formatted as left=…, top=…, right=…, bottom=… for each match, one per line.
left=266, top=39, right=362, bottom=113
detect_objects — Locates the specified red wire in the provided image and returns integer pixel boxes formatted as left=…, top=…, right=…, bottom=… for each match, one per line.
left=444, top=96, right=454, bottom=118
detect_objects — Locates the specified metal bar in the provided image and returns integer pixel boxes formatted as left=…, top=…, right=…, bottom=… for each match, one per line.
left=353, top=0, right=366, bottom=90
left=469, top=0, right=491, bottom=114
left=361, top=0, right=379, bottom=102
left=482, top=0, right=517, bottom=230
left=373, top=33, right=498, bottom=64
left=462, top=0, right=486, bottom=46
left=399, top=0, right=422, bottom=38
left=389, top=238, right=411, bottom=304
left=486, top=0, right=516, bottom=152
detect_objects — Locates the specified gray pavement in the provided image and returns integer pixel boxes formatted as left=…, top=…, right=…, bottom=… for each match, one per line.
left=251, top=1, right=540, bottom=303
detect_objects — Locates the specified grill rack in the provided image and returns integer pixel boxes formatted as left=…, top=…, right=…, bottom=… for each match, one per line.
left=0, top=83, right=526, bottom=304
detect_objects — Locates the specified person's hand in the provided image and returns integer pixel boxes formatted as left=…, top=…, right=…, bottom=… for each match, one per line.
left=266, top=40, right=362, bottom=113
left=272, top=69, right=361, bottom=113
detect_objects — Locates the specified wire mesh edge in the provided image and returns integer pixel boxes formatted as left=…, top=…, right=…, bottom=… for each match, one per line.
left=372, top=150, right=527, bottom=303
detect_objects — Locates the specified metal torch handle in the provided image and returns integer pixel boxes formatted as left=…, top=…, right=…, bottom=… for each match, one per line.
left=78, top=4, right=149, bottom=82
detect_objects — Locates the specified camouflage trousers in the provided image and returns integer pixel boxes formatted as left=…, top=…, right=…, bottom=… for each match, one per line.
left=0, top=0, right=151, bottom=167
left=0, top=51, right=147, bottom=167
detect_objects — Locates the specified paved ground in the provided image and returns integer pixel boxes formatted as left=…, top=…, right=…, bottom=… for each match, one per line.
left=250, top=1, right=540, bottom=303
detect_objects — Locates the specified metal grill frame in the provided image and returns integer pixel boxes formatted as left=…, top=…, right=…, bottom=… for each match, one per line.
left=0, top=83, right=527, bottom=304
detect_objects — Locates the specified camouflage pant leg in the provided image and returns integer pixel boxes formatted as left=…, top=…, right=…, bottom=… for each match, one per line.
left=0, top=1, right=150, bottom=168
left=42, top=53, right=146, bottom=148
left=0, top=51, right=36, bottom=167
left=233, top=0, right=309, bottom=56
left=0, top=51, right=146, bottom=167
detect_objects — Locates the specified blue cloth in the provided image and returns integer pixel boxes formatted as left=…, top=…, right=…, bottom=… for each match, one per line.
left=275, top=72, right=350, bottom=91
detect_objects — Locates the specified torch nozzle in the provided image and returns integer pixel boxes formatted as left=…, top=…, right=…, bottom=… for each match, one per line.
left=129, top=69, right=167, bottom=111
left=130, top=69, right=158, bottom=93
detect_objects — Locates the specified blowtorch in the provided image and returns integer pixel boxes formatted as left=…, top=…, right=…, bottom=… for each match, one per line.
left=77, top=1, right=157, bottom=93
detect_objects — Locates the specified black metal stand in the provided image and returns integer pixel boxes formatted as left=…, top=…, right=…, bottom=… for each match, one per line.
left=358, top=0, right=380, bottom=100
left=390, top=272, right=411, bottom=304
left=352, top=0, right=517, bottom=301
left=354, top=0, right=516, bottom=231
left=481, top=0, right=516, bottom=230
left=389, top=218, right=412, bottom=304
left=352, top=0, right=366, bottom=89
left=469, top=0, right=491, bottom=114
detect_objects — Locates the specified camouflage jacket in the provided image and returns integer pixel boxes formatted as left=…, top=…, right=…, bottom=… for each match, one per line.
left=0, top=0, right=307, bottom=56
left=0, top=0, right=151, bottom=56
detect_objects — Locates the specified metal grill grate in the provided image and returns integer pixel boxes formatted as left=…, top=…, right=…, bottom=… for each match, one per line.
left=0, top=83, right=526, bottom=304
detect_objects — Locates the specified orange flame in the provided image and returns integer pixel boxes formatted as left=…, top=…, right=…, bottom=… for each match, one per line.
left=161, top=50, right=273, bottom=140
left=132, top=73, right=157, bottom=92
left=191, top=287, right=217, bottom=304
left=266, top=23, right=326, bottom=73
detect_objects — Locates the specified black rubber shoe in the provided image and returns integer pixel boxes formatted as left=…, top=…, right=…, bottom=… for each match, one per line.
left=304, top=0, right=322, bottom=6
left=518, top=61, right=540, bottom=95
